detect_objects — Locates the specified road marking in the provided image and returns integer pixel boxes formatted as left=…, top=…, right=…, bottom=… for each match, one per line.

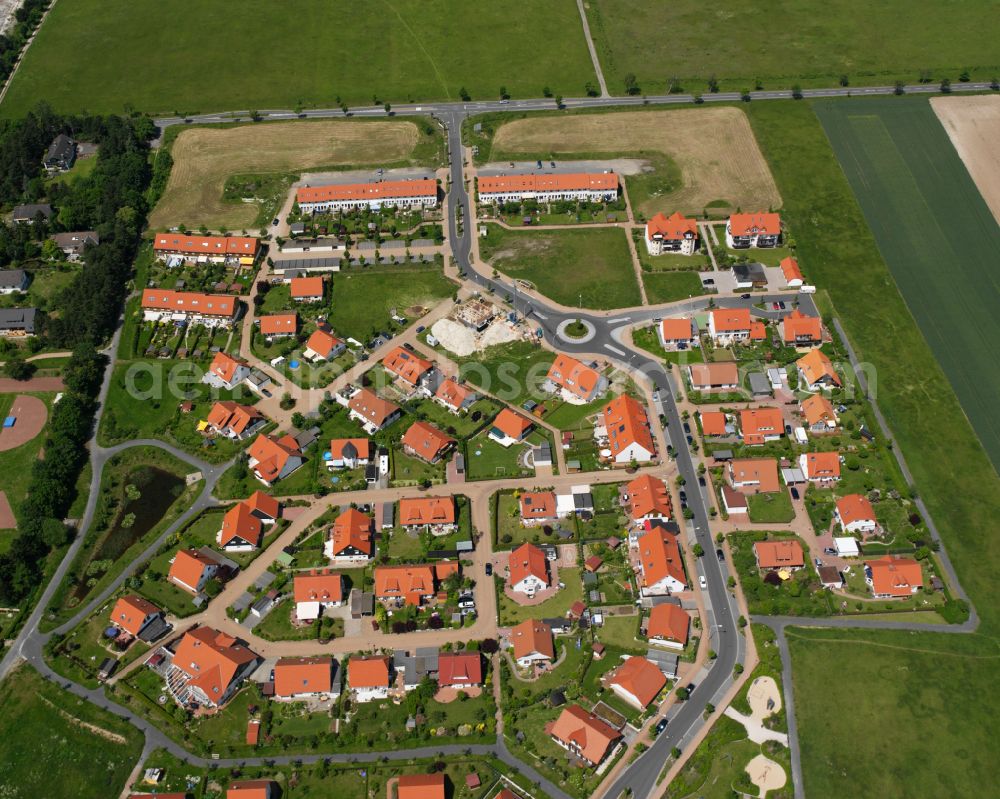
left=608, top=316, right=631, bottom=323
left=535, top=312, right=548, bottom=320
left=605, top=344, right=625, bottom=355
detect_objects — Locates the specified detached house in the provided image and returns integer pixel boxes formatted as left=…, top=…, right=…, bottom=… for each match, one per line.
left=699, top=410, right=729, bottom=437
left=247, top=433, right=304, bottom=485
left=739, top=407, right=784, bottom=446
left=327, top=438, right=373, bottom=470
left=168, top=549, right=219, bottom=594
left=796, top=349, right=840, bottom=391
left=303, top=329, right=345, bottom=361
left=622, top=474, right=672, bottom=526
left=545, top=354, right=608, bottom=403
left=258, top=313, right=297, bottom=340
left=647, top=603, right=689, bottom=649
left=399, top=496, right=457, bottom=534
left=601, top=394, right=655, bottom=464
left=289, top=276, right=325, bottom=303
left=206, top=401, right=265, bottom=440
left=434, top=378, right=477, bottom=413
left=489, top=408, right=534, bottom=447
left=374, top=563, right=457, bottom=607
left=636, top=528, right=686, bottom=595
left=508, top=542, right=550, bottom=596
left=510, top=619, right=554, bottom=667
left=273, top=656, right=338, bottom=701
left=799, top=451, right=841, bottom=483
left=203, top=352, right=251, bottom=391
left=865, top=556, right=923, bottom=598
left=0, top=269, right=30, bottom=295
left=44, top=133, right=76, bottom=172
left=658, top=318, right=697, bottom=350
left=707, top=308, right=754, bottom=345
left=109, top=595, right=164, bottom=641
left=549, top=705, right=622, bottom=767
left=688, top=362, right=740, bottom=392
left=347, top=388, right=401, bottom=433
left=382, top=346, right=434, bottom=389
left=608, top=656, right=667, bottom=709
left=437, top=652, right=483, bottom=689
left=800, top=394, right=838, bottom=432
left=324, top=507, right=374, bottom=563
left=397, top=774, right=446, bottom=799
left=51, top=230, right=98, bottom=261
left=835, top=494, right=877, bottom=535
left=166, top=627, right=260, bottom=708
left=401, top=420, right=454, bottom=464
left=645, top=212, right=698, bottom=256
left=227, top=780, right=278, bottom=799
left=753, top=540, right=805, bottom=571
left=218, top=502, right=266, bottom=550
left=728, top=458, right=781, bottom=494
left=780, top=309, right=822, bottom=347
left=347, top=656, right=392, bottom=702
left=519, top=490, right=557, bottom=526
left=293, top=570, right=344, bottom=620
left=726, top=212, right=781, bottom=249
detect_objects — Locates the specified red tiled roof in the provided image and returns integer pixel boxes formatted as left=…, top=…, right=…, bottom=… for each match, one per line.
left=153, top=233, right=258, bottom=256
left=546, top=354, right=603, bottom=401
left=259, top=313, right=297, bottom=336
left=297, top=179, right=437, bottom=204
left=609, top=656, right=667, bottom=707
left=519, top=491, right=557, bottom=521
left=435, top=378, right=474, bottom=410
left=797, top=349, right=840, bottom=386
left=290, top=276, right=324, bottom=299
left=689, top=362, right=739, bottom=388
left=375, top=564, right=438, bottom=604
left=397, top=773, right=446, bottom=799
left=660, top=317, right=695, bottom=342
left=492, top=408, right=533, bottom=439
left=208, top=352, right=248, bottom=384
left=207, top=401, right=262, bottom=436
left=329, top=438, right=372, bottom=462
left=398, top=496, right=455, bottom=526
left=304, top=329, right=342, bottom=359
left=226, top=780, right=275, bottom=799
left=802, top=451, right=841, bottom=480
left=247, top=434, right=302, bottom=483
left=646, top=211, right=697, bottom=241
left=800, top=394, right=837, bottom=427
left=293, top=569, right=343, bottom=604
left=511, top=618, right=554, bottom=661
left=219, top=502, right=264, bottom=548
left=347, top=655, right=390, bottom=688
left=478, top=172, right=618, bottom=195
left=647, top=603, right=689, bottom=645
left=329, top=507, right=373, bottom=556
left=602, top=394, right=654, bottom=459
left=109, top=595, right=160, bottom=636
left=437, top=652, right=483, bottom=687
left=172, top=627, right=259, bottom=702
left=508, top=542, right=549, bottom=588
left=274, top=656, right=332, bottom=697
left=836, top=494, right=875, bottom=526
left=699, top=411, right=727, bottom=436
left=866, top=556, right=923, bottom=597
left=729, top=458, right=781, bottom=493
left=549, top=704, right=622, bottom=765
left=710, top=307, right=752, bottom=333
left=780, top=256, right=803, bottom=282
left=383, top=345, right=433, bottom=385
left=141, top=289, right=236, bottom=318
left=624, top=474, right=672, bottom=520
left=637, top=528, right=686, bottom=590
left=245, top=490, right=280, bottom=520
left=754, top=540, right=805, bottom=569
left=740, top=407, right=784, bottom=445
left=782, top=309, right=821, bottom=344
left=168, top=549, right=216, bottom=594
left=348, top=388, right=400, bottom=427
left=729, top=212, right=781, bottom=237
left=401, top=420, right=454, bottom=462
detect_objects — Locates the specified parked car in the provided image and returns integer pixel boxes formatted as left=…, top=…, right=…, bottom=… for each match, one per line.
left=698, top=475, right=707, bottom=487
left=679, top=490, right=687, bottom=502
left=699, top=575, right=707, bottom=589
left=772, top=302, right=780, bottom=310
left=703, top=278, right=715, bottom=286
left=485, top=563, right=493, bottom=576
left=683, top=421, right=691, bottom=434
left=716, top=548, right=725, bottom=562
left=784, top=424, right=792, bottom=434
left=271, top=218, right=279, bottom=226
left=779, top=301, right=787, bottom=309
left=686, top=435, right=693, bottom=445
left=823, top=547, right=837, bottom=555
left=536, top=160, right=543, bottom=168
left=740, top=293, right=752, bottom=299
left=790, top=486, right=800, bottom=500
left=416, top=325, right=425, bottom=333
left=814, top=557, right=823, bottom=567
left=653, top=717, right=669, bottom=736
left=403, top=342, right=414, bottom=351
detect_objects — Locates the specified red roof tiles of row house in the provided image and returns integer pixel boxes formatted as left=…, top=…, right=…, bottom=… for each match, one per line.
left=646, top=602, right=690, bottom=645
left=173, top=627, right=259, bottom=702
left=496, top=790, right=521, bottom=799
left=153, top=233, right=259, bottom=256
left=753, top=539, right=805, bottom=569
left=274, top=656, right=333, bottom=697
left=546, top=354, right=603, bottom=401
left=329, top=507, right=374, bottom=556
left=110, top=594, right=161, bottom=636
left=227, top=779, right=275, bottom=799
left=293, top=569, right=344, bottom=604
left=247, top=434, right=302, bottom=483
left=700, top=410, right=728, bottom=437
left=290, top=276, right=325, bottom=299
left=401, top=420, right=454, bottom=462
left=347, top=655, right=391, bottom=688
left=437, top=651, right=483, bottom=687
left=259, top=313, right=297, bottom=336
left=245, top=490, right=280, bottom=520
left=208, top=351, right=248, bottom=384
left=397, top=773, right=446, bottom=799
left=477, top=172, right=619, bottom=195
left=399, top=496, right=456, bottom=526
left=800, top=394, right=837, bottom=427
left=304, top=329, right=343, bottom=359
left=624, top=474, right=673, bottom=520
left=297, top=178, right=437, bottom=204
left=797, top=348, right=841, bottom=386
left=802, top=450, right=841, bottom=480
left=492, top=407, right=533, bottom=439
left=329, top=437, right=372, bottom=462
left=609, top=656, right=667, bottom=707
left=383, top=345, right=433, bottom=385
left=141, top=289, right=237, bottom=318
left=374, top=564, right=437, bottom=603
left=739, top=407, right=784, bottom=445
left=511, top=618, right=555, bottom=661
left=836, top=494, right=876, bottom=526
left=219, top=501, right=264, bottom=548
left=168, top=549, right=217, bottom=593
left=637, top=528, right=686, bottom=590
left=660, top=317, right=696, bottom=342
left=519, top=490, right=557, bottom=521
left=750, top=321, right=767, bottom=340
left=435, top=377, right=475, bottom=411
left=348, top=387, right=400, bottom=428
left=602, top=394, right=655, bottom=459
left=729, top=458, right=781, bottom=493
left=549, top=704, right=622, bottom=765
left=509, top=542, right=550, bottom=588
left=646, top=211, right=697, bottom=241
left=866, top=555, right=923, bottom=597
left=689, top=361, right=740, bottom=388
left=781, top=309, right=822, bottom=344
left=207, top=401, right=263, bottom=437
left=710, top=307, right=752, bottom=333
left=729, top=212, right=781, bottom=237
left=129, top=793, right=188, bottom=799
left=781, top=256, right=803, bottom=282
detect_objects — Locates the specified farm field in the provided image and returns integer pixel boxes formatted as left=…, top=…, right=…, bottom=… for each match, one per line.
left=0, top=0, right=596, bottom=116
left=477, top=107, right=781, bottom=218
left=149, top=119, right=442, bottom=231
left=813, top=97, right=1000, bottom=474
left=584, top=0, right=1000, bottom=95
left=478, top=223, right=641, bottom=309
left=931, top=95, right=1000, bottom=226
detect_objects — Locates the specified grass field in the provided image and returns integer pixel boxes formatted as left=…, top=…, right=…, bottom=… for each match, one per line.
left=0, top=665, right=143, bottom=799
left=149, top=119, right=442, bottom=230
left=813, top=97, right=1000, bottom=473
left=450, top=340, right=555, bottom=407
left=478, top=223, right=640, bottom=309
left=585, top=0, right=1000, bottom=95
left=642, top=270, right=707, bottom=304
left=0, top=392, right=53, bottom=528
left=478, top=107, right=781, bottom=218
left=1, top=0, right=596, bottom=116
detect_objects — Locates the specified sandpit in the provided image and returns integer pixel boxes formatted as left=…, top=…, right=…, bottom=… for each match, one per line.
left=746, top=753, right=786, bottom=797
left=931, top=96, right=1000, bottom=226
left=0, top=394, right=47, bottom=452
left=747, top=675, right=782, bottom=720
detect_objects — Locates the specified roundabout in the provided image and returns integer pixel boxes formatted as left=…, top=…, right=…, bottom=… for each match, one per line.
left=556, top=317, right=596, bottom=343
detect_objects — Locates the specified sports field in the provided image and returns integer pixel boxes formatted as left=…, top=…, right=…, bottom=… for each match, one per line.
left=0, top=0, right=596, bottom=116
left=585, top=0, right=1000, bottom=95
left=813, top=97, right=1000, bottom=472
left=149, top=119, right=438, bottom=231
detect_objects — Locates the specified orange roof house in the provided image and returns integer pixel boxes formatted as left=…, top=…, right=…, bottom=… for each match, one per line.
left=753, top=539, right=805, bottom=570
left=397, top=774, right=446, bottom=799
left=545, top=354, right=607, bottom=402
left=109, top=595, right=162, bottom=637
left=218, top=502, right=265, bottom=549
left=548, top=705, right=622, bottom=766
left=688, top=362, right=740, bottom=391
left=699, top=411, right=728, bottom=437
left=226, top=780, right=277, bottom=799
left=437, top=652, right=483, bottom=688
left=519, top=490, right=557, bottom=524
left=435, top=378, right=476, bottom=412
left=207, top=351, right=249, bottom=386
left=602, top=394, right=655, bottom=464
left=799, top=451, right=841, bottom=482
left=382, top=346, right=433, bottom=386
left=401, top=420, right=454, bottom=463
left=398, top=496, right=456, bottom=528
left=153, top=233, right=258, bottom=258
left=508, top=542, right=550, bottom=594
left=326, top=507, right=373, bottom=559
left=739, top=407, right=784, bottom=446
left=728, top=458, right=781, bottom=494
left=781, top=256, right=803, bottom=285
left=170, top=626, right=260, bottom=707
left=637, top=528, right=686, bottom=595
left=168, top=549, right=219, bottom=594
left=303, top=329, right=344, bottom=360
left=247, top=433, right=303, bottom=484
left=750, top=321, right=767, bottom=341
left=659, top=317, right=697, bottom=347
left=297, top=178, right=438, bottom=207
left=374, top=564, right=439, bottom=605
left=141, top=289, right=237, bottom=320
left=477, top=172, right=618, bottom=199
left=258, top=313, right=297, bottom=337
left=836, top=493, right=876, bottom=529
left=865, top=556, right=923, bottom=598
left=800, top=394, right=838, bottom=430
left=511, top=618, right=554, bottom=664
left=290, top=276, right=325, bottom=301
left=347, top=655, right=391, bottom=689
left=608, top=656, right=667, bottom=708
left=348, top=388, right=401, bottom=431
left=245, top=490, right=280, bottom=520
left=328, top=437, right=373, bottom=467
left=728, top=212, right=781, bottom=241
left=645, top=211, right=698, bottom=246
left=647, top=603, right=689, bottom=647
left=207, top=401, right=265, bottom=439
left=781, top=309, right=822, bottom=346
left=623, top=474, right=672, bottom=522
left=797, top=349, right=840, bottom=389
left=293, top=569, right=344, bottom=606
left=708, top=308, right=753, bottom=342
left=273, top=656, right=334, bottom=698
left=490, top=408, right=534, bottom=444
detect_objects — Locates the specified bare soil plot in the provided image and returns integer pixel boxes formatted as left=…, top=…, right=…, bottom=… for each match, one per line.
left=0, top=394, right=47, bottom=452
left=0, top=490, right=15, bottom=529
left=149, top=120, right=423, bottom=231
left=931, top=95, right=1000, bottom=226
left=489, top=108, right=781, bottom=217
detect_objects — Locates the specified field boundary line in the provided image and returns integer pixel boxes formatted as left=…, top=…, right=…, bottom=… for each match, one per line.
left=575, top=0, right=608, bottom=97
left=380, top=0, right=451, bottom=101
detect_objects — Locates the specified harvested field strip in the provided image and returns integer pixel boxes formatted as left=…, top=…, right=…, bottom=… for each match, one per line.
left=931, top=95, right=1000, bottom=227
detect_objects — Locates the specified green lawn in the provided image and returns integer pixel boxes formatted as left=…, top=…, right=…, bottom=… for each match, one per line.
left=0, top=392, right=54, bottom=528
left=452, top=339, right=556, bottom=407
left=0, top=664, right=143, bottom=799
left=253, top=598, right=344, bottom=642
left=642, top=269, right=707, bottom=304
left=464, top=429, right=547, bottom=482
left=1, top=0, right=596, bottom=115
left=478, top=223, right=642, bottom=310
left=585, top=0, right=1000, bottom=95
left=746, top=491, right=795, bottom=524
left=593, top=613, right=644, bottom=654
left=497, top=567, right=583, bottom=625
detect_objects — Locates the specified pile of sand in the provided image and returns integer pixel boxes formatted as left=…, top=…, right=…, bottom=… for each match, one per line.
left=431, top=318, right=520, bottom=357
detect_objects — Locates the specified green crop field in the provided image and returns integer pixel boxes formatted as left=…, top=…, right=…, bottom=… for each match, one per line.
left=1, top=0, right=596, bottom=116
left=813, top=97, right=1000, bottom=473
left=585, top=0, right=1000, bottom=96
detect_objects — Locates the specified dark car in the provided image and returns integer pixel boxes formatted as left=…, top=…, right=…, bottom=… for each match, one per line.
left=740, top=293, right=751, bottom=299
left=683, top=422, right=691, bottom=434
left=485, top=563, right=493, bottom=576
left=685, top=683, right=697, bottom=694
left=271, top=218, right=279, bottom=226
left=653, top=717, right=669, bottom=736
left=703, top=278, right=715, bottom=286
left=403, top=342, right=414, bottom=351
left=536, top=160, right=543, bottom=168
left=686, top=435, right=693, bottom=445
left=698, top=475, right=707, bottom=487
left=779, top=301, right=787, bottom=309
left=784, top=424, right=792, bottom=435
left=716, top=548, right=725, bottom=562
left=416, top=325, right=425, bottom=333
left=823, top=547, right=837, bottom=555
left=679, top=490, right=687, bottom=502
left=790, top=486, right=800, bottom=500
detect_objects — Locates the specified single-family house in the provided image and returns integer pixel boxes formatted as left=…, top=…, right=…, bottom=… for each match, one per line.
left=636, top=528, right=686, bottom=595
left=273, top=656, right=337, bottom=701
left=324, top=507, right=374, bottom=563
left=645, top=212, right=698, bottom=256
left=166, top=627, right=260, bottom=708
left=739, top=407, right=784, bottom=446
left=721, top=484, right=749, bottom=515
left=0, top=269, right=30, bottom=295
left=398, top=496, right=456, bottom=533
left=835, top=494, right=877, bottom=535
left=545, top=354, right=608, bottom=403
left=293, top=570, right=344, bottom=620
left=510, top=619, right=554, bottom=667
left=549, top=705, right=622, bottom=766
left=397, top=774, right=446, bottom=799
left=658, top=318, right=697, bottom=350
left=248, top=434, right=304, bottom=485
left=707, top=308, right=753, bottom=345
left=437, top=652, right=483, bottom=689
left=753, top=540, right=804, bottom=571
left=347, top=656, right=392, bottom=702
left=203, top=352, right=251, bottom=391
left=508, top=542, right=550, bottom=596
left=780, top=310, right=822, bottom=347
left=434, top=378, right=477, bottom=413
left=11, top=203, right=53, bottom=224
left=799, top=451, right=841, bottom=483
left=728, top=458, right=781, bottom=494
left=865, top=556, right=923, bottom=598
left=519, top=491, right=558, bottom=526
left=796, top=349, right=840, bottom=391
left=608, top=656, right=667, bottom=709
left=290, top=276, right=325, bottom=302
left=688, top=362, right=740, bottom=392
left=206, top=401, right=265, bottom=440
left=800, top=394, right=838, bottom=432
left=489, top=408, right=534, bottom=447
left=382, top=346, right=433, bottom=388
left=622, top=474, right=672, bottom=525
left=303, top=329, right=345, bottom=361
left=646, top=603, right=689, bottom=649
left=726, top=212, right=781, bottom=249
left=51, top=230, right=99, bottom=261
left=109, top=595, right=164, bottom=640
left=227, top=780, right=277, bottom=799
left=218, top=502, right=266, bottom=550
left=347, top=388, right=401, bottom=433
left=601, top=394, right=655, bottom=464
left=374, top=563, right=453, bottom=607
left=44, top=134, right=76, bottom=172
left=401, top=420, right=454, bottom=464
left=168, top=549, right=219, bottom=594
left=327, top=438, right=373, bottom=470
left=699, top=411, right=728, bottom=437
left=258, top=313, right=297, bottom=340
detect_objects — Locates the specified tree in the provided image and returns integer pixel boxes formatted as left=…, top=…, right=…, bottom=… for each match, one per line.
left=459, top=87, right=471, bottom=101
left=738, top=615, right=747, bottom=628
left=384, top=102, right=392, bottom=115
left=290, top=412, right=306, bottom=429
left=692, top=543, right=704, bottom=557
left=542, top=86, right=553, bottom=97
left=3, top=352, right=35, bottom=381
left=894, top=81, right=906, bottom=95
left=499, top=86, right=509, bottom=100
left=671, top=747, right=682, bottom=760
left=667, top=76, right=683, bottom=93
left=675, top=686, right=689, bottom=701
left=554, top=95, right=563, bottom=109
left=623, top=73, right=639, bottom=95
left=940, top=77, right=952, bottom=93
left=791, top=84, right=803, bottom=99
left=585, top=82, right=599, bottom=97
left=839, top=74, right=850, bottom=87
left=733, top=663, right=744, bottom=677
left=707, top=75, right=719, bottom=93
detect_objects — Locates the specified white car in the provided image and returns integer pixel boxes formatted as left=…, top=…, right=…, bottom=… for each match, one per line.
left=699, top=575, right=707, bottom=589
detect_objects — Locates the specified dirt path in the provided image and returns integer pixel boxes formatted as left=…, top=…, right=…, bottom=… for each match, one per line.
left=38, top=694, right=129, bottom=744
left=0, top=376, right=64, bottom=393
